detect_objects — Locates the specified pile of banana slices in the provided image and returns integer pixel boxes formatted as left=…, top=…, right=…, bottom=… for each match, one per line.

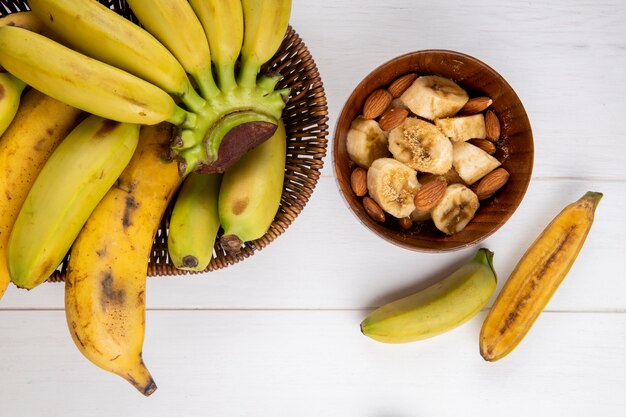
left=347, top=74, right=505, bottom=235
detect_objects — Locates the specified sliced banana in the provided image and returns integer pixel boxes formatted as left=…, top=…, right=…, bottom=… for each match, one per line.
left=410, top=208, right=431, bottom=222
left=399, top=75, right=469, bottom=120
left=346, top=117, right=389, bottom=168
left=435, top=114, right=486, bottom=142
left=367, top=158, right=419, bottom=218
left=419, top=168, right=465, bottom=186
left=452, top=141, right=501, bottom=185
left=431, top=184, right=479, bottom=235
left=388, top=117, right=452, bottom=175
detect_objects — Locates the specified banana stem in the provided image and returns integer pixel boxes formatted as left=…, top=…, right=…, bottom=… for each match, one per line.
left=180, top=87, right=207, bottom=114
left=215, top=62, right=237, bottom=92
left=194, top=68, right=220, bottom=99
left=237, top=57, right=260, bottom=89
left=167, top=106, right=196, bottom=128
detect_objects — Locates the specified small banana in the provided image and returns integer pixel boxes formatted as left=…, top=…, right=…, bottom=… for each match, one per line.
left=0, top=89, right=83, bottom=299
left=168, top=173, right=221, bottom=271
left=238, top=0, right=292, bottom=88
left=400, top=75, right=469, bottom=120
left=27, top=0, right=204, bottom=110
left=480, top=192, right=602, bottom=361
left=367, top=158, right=420, bottom=218
left=0, top=26, right=189, bottom=126
left=219, top=121, right=286, bottom=254
left=388, top=117, right=453, bottom=175
left=452, top=141, right=501, bottom=185
left=431, top=184, right=480, bottom=235
left=66, top=123, right=182, bottom=396
left=361, top=248, right=497, bottom=343
left=125, top=0, right=218, bottom=99
left=435, top=114, right=486, bottom=142
left=0, top=72, right=26, bottom=137
left=346, top=117, right=389, bottom=168
left=8, top=116, right=139, bottom=289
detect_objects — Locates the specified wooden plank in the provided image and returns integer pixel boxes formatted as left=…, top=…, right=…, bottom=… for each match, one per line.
left=0, top=310, right=624, bottom=416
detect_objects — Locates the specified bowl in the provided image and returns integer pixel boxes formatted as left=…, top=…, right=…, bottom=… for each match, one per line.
left=333, top=50, right=533, bottom=252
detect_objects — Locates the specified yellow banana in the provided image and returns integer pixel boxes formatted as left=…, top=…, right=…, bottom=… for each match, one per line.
left=480, top=192, right=602, bottom=362
left=219, top=121, right=286, bottom=254
left=189, top=0, right=243, bottom=91
left=239, top=0, right=292, bottom=88
left=0, top=72, right=26, bottom=136
left=125, top=0, right=218, bottom=99
left=27, top=0, right=204, bottom=111
left=66, top=123, right=182, bottom=396
left=0, top=89, right=83, bottom=299
left=361, top=249, right=497, bottom=343
left=8, top=116, right=139, bottom=289
left=168, top=173, right=221, bottom=271
left=0, top=26, right=189, bottom=125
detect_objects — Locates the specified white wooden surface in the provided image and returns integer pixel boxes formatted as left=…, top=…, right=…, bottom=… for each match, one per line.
left=1, top=0, right=625, bottom=415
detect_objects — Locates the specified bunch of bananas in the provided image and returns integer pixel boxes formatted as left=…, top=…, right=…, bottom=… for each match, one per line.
left=0, top=0, right=292, bottom=395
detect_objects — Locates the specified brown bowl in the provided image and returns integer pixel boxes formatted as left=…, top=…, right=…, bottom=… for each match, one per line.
left=333, top=50, right=533, bottom=252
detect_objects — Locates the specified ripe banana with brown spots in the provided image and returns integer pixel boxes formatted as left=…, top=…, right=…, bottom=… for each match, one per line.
left=0, top=89, right=83, bottom=300
left=65, top=123, right=183, bottom=396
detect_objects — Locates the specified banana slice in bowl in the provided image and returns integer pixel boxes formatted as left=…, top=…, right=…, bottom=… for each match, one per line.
left=399, top=75, right=469, bottom=120
left=367, top=158, right=419, bottom=218
left=346, top=117, right=389, bottom=168
left=431, top=184, right=480, bottom=235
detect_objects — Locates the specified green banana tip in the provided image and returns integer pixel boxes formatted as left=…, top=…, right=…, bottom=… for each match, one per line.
left=583, top=191, right=603, bottom=208
left=475, top=248, right=496, bottom=279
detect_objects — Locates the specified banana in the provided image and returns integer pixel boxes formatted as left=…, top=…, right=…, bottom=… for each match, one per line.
left=8, top=116, right=139, bottom=289
left=431, top=184, right=480, bottom=235
left=0, top=11, right=47, bottom=33
left=435, top=114, right=486, bottom=142
left=361, top=248, right=497, bottom=343
left=366, top=158, right=419, bottom=218
left=66, top=123, right=182, bottom=396
left=452, top=141, right=501, bottom=185
left=0, top=26, right=189, bottom=125
left=168, top=173, right=221, bottom=271
left=219, top=121, right=286, bottom=254
left=27, top=0, right=204, bottom=111
left=238, top=0, right=292, bottom=88
left=388, top=117, right=453, bottom=175
left=0, top=72, right=26, bottom=137
left=346, top=117, right=389, bottom=168
left=480, top=192, right=602, bottom=361
left=400, top=75, right=469, bottom=120
left=0, top=89, right=83, bottom=299
left=125, top=0, right=218, bottom=99
left=189, top=0, right=243, bottom=91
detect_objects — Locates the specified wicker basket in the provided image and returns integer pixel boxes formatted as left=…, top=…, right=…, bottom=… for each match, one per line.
left=0, top=0, right=328, bottom=280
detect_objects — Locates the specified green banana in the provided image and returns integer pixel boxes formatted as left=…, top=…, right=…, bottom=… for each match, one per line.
left=168, top=173, right=221, bottom=271
left=0, top=26, right=189, bottom=126
left=8, top=116, right=139, bottom=289
left=0, top=72, right=26, bottom=137
left=189, top=0, right=243, bottom=91
left=219, top=121, right=286, bottom=254
left=361, top=249, right=498, bottom=343
left=125, top=0, right=218, bottom=99
left=27, top=0, right=204, bottom=111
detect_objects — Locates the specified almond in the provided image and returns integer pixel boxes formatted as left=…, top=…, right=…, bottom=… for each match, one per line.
left=485, top=110, right=501, bottom=142
left=398, top=216, right=413, bottom=230
left=414, top=178, right=447, bottom=212
left=467, top=138, right=496, bottom=155
left=363, top=196, right=386, bottom=223
left=363, top=89, right=392, bottom=119
left=388, top=73, right=418, bottom=98
left=378, top=107, right=408, bottom=131
left=475, top=168, right=509, bottom=200
left=458, top=96, right=492, bottom=115
left=350, top=167, right=367, bottom=197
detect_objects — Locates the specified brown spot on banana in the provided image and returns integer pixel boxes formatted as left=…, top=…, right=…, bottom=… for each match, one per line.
left=0, top=84, right=5, bottom=100
left=122, top=195, right=139, bottom=228
left=100, top=271, right=126, bottom=309
left=232, top=198, right=249, bottom=215
left=95, top=119, right=120, bottom=138
left=95, top=247, right=107, bottom=257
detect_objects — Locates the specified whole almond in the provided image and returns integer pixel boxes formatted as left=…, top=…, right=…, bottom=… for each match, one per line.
left=468, top=138, right=496, bottom=155
left=475, top=168, right=509, bottom=200
left=398, top=216, right=413, bottom=230
left=378, top=107, right=408, bottom=131
left=485, top=110, right=501, bottom=142
left=350, top=167, right=367, bottom=197
left=363, top=196, right=385, bottom=223
left=458, top=96, right=493, bottom=115
left=363, top=89, right=392, bottom=119
left=414, top=178, right=447, bottom=212
left=388, top=73, right=418, bottom=98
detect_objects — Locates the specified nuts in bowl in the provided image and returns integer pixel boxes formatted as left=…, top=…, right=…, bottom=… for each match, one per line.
left=333, top=50, right=534, bottom=252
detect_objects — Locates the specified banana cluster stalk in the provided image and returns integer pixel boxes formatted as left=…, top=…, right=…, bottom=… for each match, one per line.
left=480, top=192, right=602, bottom=361
left=0, top=0, right=293, bottom=175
